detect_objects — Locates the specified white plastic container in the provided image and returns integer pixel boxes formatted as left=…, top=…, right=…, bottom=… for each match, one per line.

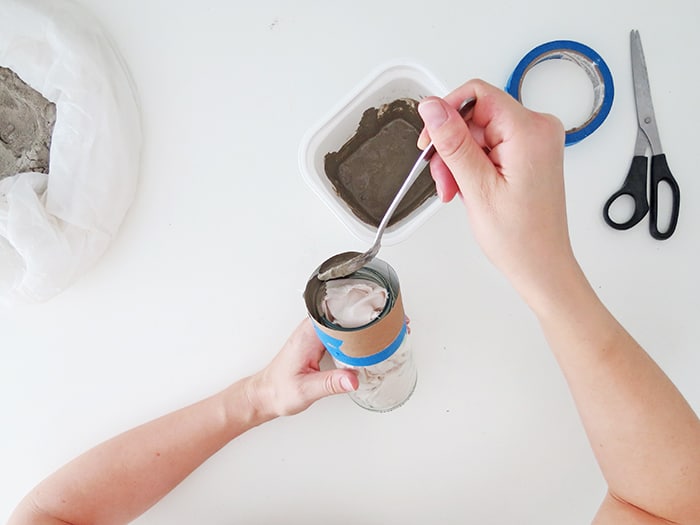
left=299, top=61, right=448, bottom=245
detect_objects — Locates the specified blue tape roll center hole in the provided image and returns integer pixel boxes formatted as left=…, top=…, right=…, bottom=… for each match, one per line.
left=520, top=54, right=601, bottom=133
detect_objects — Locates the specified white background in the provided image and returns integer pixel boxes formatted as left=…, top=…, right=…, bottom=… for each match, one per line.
left=2, top=1, right=699, bottom=523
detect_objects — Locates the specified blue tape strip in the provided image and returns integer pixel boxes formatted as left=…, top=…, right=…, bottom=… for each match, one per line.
left=505, top=40, right=614, bottom=146
left=314, top=322, right=407, bottom=367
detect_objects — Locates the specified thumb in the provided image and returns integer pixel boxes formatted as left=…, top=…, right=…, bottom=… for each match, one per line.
left=300, top=369, right=358, bottom=404
left=418, top=97, right=494, bottom=199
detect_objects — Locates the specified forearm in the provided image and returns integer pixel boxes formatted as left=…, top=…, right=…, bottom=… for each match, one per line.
left=527, top=261, right=700, bottom=522
left=419, top=80, right=700, bottom=522
left=9, top=376, right=269, bottom=525
left=8, top=319, right=356, bottom=525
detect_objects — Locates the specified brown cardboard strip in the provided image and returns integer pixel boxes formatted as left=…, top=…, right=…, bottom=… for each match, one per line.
left=311, top=292, right=404, bottom=359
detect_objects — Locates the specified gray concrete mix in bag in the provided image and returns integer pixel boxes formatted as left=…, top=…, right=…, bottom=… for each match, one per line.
left=0, top=67, right=56, bottom=180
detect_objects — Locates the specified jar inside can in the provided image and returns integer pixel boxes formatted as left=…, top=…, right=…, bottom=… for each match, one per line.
left=304, top=258, right=417, bottom=412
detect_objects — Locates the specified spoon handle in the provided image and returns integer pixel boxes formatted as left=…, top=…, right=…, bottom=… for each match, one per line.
left=372, top=97, right=476, bottom=245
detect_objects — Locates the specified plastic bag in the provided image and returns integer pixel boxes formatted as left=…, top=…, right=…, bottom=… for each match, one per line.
left=0, top=0, right=141, bottom=303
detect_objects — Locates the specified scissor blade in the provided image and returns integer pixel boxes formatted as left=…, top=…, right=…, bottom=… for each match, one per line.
left=631, top=29, right=663, bottom=154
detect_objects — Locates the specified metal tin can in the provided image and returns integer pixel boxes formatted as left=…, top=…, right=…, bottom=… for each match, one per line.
left=304, top=258, right=417, bottom=412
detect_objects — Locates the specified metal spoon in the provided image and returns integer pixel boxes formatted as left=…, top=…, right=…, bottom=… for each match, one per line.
left=317, top=97, right=476, bottom=281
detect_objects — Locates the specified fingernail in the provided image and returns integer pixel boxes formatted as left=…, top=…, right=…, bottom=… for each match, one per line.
left=435, top=182, right=444, bottom=202
left=416, top=132, right=429, bottom=150
left=418, top=99, right=448, bottom=129
left=340, top=376, right=355, bottom=392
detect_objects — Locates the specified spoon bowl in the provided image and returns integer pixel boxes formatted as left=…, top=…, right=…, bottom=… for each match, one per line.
left=317, top=250, right=376, bottom=281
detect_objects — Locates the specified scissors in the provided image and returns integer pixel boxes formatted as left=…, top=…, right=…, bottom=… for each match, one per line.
left=603, top=30, right=680, bottom=240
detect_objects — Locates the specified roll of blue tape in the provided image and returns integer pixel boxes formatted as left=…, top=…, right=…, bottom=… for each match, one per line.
left=505, top=40, right=614, bottom=146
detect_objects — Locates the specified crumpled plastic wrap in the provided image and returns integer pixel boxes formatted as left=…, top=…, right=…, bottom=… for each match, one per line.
left=0, top=0, right=141, bottom=303
left=321, top=278, right=388, bottom=328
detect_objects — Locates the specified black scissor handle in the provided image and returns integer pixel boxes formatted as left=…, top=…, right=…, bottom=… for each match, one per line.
left=648, top=154, right=680, bottom=240
left=603, top=155, right=649, bottom=230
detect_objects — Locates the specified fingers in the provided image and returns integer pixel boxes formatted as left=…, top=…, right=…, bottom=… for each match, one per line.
left=291, top=318, right=326, bottom=359
left=418, top=96, right=495, bottom=201
left=299, top=369, right=358, bottom=405
left=417, top=79, right=537, bottom=202
left=292, top=319, right=358, bottom=399
left=428, top=154, right=460, bottom=202
left=295, top=319, right=358, bottom=401
left=295, top=317, right=320, bottom=342
left=417, top=128, right=430, bottom=150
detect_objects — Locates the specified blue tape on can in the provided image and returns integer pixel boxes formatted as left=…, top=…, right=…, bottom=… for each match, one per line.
left=313, top=321, right=408, bottom=367
left=505, top=40, right=614, bottom=146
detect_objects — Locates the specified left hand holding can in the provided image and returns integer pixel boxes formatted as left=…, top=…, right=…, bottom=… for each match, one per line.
left=246, top=319, right=359, bottom=419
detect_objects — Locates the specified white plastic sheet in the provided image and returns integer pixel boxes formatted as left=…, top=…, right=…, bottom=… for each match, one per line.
left=0, top=0, right=141, bottom=303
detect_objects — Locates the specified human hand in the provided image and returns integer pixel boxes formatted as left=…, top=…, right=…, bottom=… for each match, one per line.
left=246, top=319, right=358, bottom=419
left=417, top=79, right=576, bottom=306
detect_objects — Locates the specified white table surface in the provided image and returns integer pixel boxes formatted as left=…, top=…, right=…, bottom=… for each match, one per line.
left=2, top=1, right=699, bottom=523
